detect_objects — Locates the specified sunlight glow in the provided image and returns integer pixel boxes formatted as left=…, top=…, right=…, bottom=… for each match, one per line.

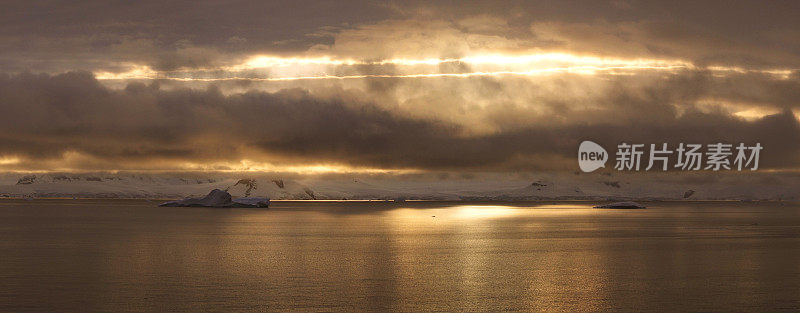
left=734, top=108, right=781, bottom=121
left=94, top=65, right=157, bottom=80
left=177, top=160, right=420, bottom=174
left=452, top=205, right=520, bottom=218
left=0, top=156, right=20, bottom=165
left=93, top=52, right=796, bottom=82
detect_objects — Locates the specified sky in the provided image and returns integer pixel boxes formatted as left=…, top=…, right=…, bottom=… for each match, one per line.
left=1, top=0, right=799, bottom=173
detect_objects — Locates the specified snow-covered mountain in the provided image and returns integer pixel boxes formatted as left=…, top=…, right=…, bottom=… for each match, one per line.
left=0, top=173, right=319, bottom=199
left=0, top=171, right=798, bottom=201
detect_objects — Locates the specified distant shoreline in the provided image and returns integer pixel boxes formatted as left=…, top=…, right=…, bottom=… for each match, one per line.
left=0, top=198, right=790, bottom=203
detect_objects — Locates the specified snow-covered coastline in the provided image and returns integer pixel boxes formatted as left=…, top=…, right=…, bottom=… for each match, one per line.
left=1, top=171, right=798, bottom=201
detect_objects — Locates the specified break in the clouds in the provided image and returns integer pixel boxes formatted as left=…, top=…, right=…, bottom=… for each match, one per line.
left=1, top=1, right=799, bottom=173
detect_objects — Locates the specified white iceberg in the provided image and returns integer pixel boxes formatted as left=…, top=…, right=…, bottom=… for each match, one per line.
left=159, top=189, right=270, bottom=208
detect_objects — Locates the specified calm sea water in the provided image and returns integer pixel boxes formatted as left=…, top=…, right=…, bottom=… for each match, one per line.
left=1, top=200, right=799, bottom=312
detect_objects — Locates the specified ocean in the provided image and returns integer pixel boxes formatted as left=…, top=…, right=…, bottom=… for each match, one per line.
left=1, top=200, right=799, bottom=312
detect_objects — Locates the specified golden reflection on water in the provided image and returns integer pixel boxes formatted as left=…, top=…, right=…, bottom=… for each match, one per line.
left=450, top=205, right=519, bottom=218
left=4, top=200, right=800, bottom=311
left=388, top=203, right=599, bottom=221
left=376, top=203, right=613, bottom=311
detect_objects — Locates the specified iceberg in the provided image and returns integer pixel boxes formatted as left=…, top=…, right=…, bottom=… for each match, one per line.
left=231, top=197, right=272, bottom=208
left=593, top=201, right=646, bottom=209
left=159, top=189, right=270, bottom=208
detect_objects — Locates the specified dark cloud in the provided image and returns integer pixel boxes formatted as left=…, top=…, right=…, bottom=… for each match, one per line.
left=704, top=72, right=800, bottom=108
left=403, top=0, right=800, bottom=63
left=2, top=1, right=800, bottom=172
left=0, top=0, right=396, bottom=72
left=0, top=71, right=798, bottom=171
left=3, top=1, right=800, bottom=72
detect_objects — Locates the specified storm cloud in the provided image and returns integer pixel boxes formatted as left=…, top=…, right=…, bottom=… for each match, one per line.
left=1, top=1, right=800, bottom=172
left=0, top=71, right=797, bottom=171
left=4, top=1, right=800, bottom=73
